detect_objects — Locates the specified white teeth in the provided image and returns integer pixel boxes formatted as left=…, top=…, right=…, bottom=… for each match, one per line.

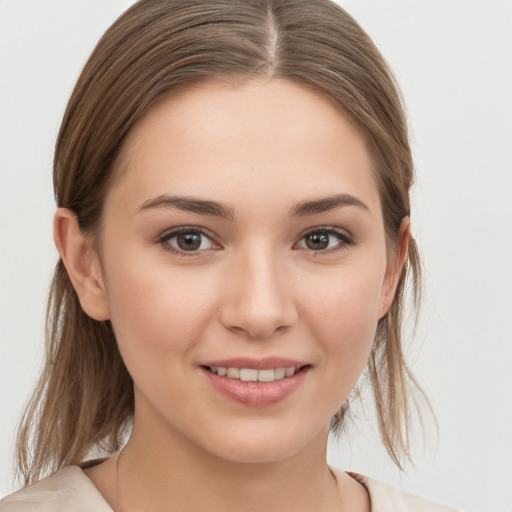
left=285, top=367, right=296, bottom=377
left=274, top=367, right=286, bottom=380
left=239, top=369, right=258, bottom=382
left=209, top=366, right=300, bottom=382
left=257, top=369, right=275, bottom=382
left=227, top=367, right=240, bottom=379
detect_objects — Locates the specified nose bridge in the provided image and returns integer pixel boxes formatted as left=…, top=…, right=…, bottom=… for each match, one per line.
left=220, top=241, right=297, bottom=338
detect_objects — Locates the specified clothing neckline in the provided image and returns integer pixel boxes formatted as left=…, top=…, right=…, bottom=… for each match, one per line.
left=75, top=459, right=371, bottom=511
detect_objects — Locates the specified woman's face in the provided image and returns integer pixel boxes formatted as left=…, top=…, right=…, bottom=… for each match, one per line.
left=94, top=79, right=400, bottom=463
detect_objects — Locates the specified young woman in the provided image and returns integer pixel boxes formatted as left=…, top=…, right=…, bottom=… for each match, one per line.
left=1, top=1, right=461, bottom=510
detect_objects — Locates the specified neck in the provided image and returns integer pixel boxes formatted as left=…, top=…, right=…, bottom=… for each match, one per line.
left=115, top=417, right=339, bottom=512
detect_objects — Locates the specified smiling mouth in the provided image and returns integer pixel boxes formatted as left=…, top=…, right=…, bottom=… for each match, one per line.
left=204, top=365, right=309, bottom=383
left=201, top=363, right=311, bottom=405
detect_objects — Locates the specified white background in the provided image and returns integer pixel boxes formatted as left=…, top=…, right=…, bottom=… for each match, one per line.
left=1, top=1, right=511, bottom=510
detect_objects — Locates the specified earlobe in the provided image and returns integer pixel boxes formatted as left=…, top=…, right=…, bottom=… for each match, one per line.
left=379, top=217, right=410, bottom=318
left=53, top=208, right=111, bottom=321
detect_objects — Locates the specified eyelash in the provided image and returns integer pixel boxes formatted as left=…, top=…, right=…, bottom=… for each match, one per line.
left=156, top=226, right=355, bottom=256
left=295, top=226, right=355, bottom=255
left=157, top=227, right=221, bottom=257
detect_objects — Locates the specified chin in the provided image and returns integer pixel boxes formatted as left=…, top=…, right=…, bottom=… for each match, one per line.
left=209, top=441, right=302, bottom=464
left=192, top=419, right=329, bottom=465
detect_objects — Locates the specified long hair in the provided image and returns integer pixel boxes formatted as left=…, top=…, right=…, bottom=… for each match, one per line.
left=17, top=0, right=427, bottom=484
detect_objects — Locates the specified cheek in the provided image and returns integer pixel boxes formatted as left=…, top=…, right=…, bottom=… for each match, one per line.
left=303, top=261, right=383, bottom=338
left=103, top=256, right=220, bottom=366
left=300, top=265, right=384, bottom=385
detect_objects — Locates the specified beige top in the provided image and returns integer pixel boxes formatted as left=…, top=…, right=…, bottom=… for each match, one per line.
left=0, top=466, right=460, bottom=512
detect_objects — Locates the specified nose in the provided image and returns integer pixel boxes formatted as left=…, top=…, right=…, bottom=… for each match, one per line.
left=219, top=246, right=298, bottom=339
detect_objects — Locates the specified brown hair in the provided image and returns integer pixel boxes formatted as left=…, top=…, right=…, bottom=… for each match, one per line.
left=17, top=0, right=427, bottom=484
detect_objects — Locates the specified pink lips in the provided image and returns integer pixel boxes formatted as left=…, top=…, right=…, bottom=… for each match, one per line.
left=201, top=357, right=307, bottom=370
left=200, top=357, right=310, bottom=406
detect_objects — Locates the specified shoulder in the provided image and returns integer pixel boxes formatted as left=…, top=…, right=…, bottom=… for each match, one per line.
left=0, top=466, right=112, bottom=512
left=345, top=471, right=461, bottom=512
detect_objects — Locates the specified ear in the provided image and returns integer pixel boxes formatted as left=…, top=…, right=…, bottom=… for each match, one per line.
left=53, top=208, right=111, bottom=321
left=379, top=217, right=410, bottom=319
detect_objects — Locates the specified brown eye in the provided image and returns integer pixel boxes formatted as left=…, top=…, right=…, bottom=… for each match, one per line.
left=176, top=232, right=202, bottom=251
left=159, top=227, right=218, bottom=254
left=305, top=231, right=330, bottom=250
left=296, top=228, right=353, bottom=253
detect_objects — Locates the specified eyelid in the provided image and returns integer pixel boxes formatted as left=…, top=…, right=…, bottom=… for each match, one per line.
left=157, top=226, right=222, bottom=255
left=294, top=226, right=355, bottom=253
left=155, top=225, right=355, bottom=256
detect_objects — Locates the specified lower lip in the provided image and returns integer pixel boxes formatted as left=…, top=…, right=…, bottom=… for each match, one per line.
left=201, top=367, right=309, bottom=406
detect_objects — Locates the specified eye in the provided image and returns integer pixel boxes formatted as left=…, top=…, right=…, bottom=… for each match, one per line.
left=295, top=228, right=353, bottom=253
left=158, top=227, right=219, bottom=254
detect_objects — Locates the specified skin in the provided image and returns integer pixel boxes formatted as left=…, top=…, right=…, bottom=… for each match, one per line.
left=55, top=79, right=409, bottom=512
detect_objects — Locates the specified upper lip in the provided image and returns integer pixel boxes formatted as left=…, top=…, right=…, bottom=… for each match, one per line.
left=200, top=357, right=309, bottom=370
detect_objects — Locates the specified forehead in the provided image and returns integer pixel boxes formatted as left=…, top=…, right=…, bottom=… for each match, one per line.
left=108, top=79, right=381, bottom=217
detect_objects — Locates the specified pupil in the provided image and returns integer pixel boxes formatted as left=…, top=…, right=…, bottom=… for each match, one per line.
left=306, top=232, right=329, bottom=250
left=177, top=232, right=201, bottom=251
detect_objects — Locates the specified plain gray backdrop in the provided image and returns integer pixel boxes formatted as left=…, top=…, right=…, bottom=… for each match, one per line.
left=1, top=1, right=511, bottom=511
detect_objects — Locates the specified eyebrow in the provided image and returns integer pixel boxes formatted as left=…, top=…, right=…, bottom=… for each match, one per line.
left=137, top=195, right=235, bottom=220
left=290, top=193, right=369, bottom=217
left=137, top=192, right=369, bottom=219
